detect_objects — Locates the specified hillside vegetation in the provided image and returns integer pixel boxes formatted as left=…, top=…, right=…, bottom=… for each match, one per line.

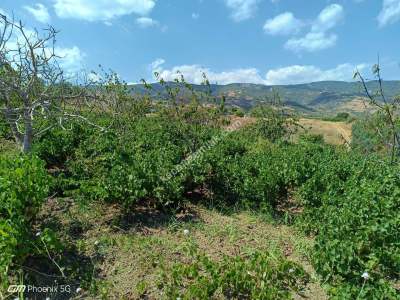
left=1, top=86, right=399, bottom=299
left=130, top=80, right=400, bottom=113
left=0, top=17, right=399, bottom=299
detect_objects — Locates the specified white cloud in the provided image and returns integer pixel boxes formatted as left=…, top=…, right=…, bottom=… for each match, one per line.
left=0, top=13, right=85, bottom=77
left=53, top=0, right=155, bottom=21
left=24, top=3, right=51, bottom=24
left=151, top=61, right=265, bottom=84
left=56, top=46, right=86, bottom=75
left=311, top=4, right=344, bottom=32
left=284, top=4, right=344, bottom=53
left=149, top=59, right=365, bottom=85
left=224, top=0, right=260, bottom=22
left=149, top=58, right=166, bottom=73
left=263, top=12, right=303, bottom=35
left=192, top=13, right=200, bottom=19
left=378, top=0, right=400, bottom=27
left=285, top=32, right=337, bottom=52
left=265, top=63, right=367, bottom=85
left=136, top=17, right=158, bottom=28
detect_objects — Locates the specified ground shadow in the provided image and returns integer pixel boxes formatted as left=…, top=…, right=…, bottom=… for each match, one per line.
left=108, top=202, right=202, bottom=233
left=20, top=247, right=98, bottom=300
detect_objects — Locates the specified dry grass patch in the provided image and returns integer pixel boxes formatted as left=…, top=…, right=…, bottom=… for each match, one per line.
left=297, top=118, right=352, bottom=145
left=36, top=200, right=327, bottom=299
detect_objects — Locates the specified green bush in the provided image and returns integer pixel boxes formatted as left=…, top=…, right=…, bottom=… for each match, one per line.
left=231, top=106, right=245, bottom=117
left=0, top=114, right=12, bottom=140
left=33, top=121, right=94, bottom=167
left=29, top=106, right=397, bottom=299
left=0, top=155, right=50, bottom=286
left=351, top=114, right=400, bottom=158
left=160, top=247, right=309, bottom=299
left=307, top=160, right=400, bottom=298
left=323, top=112, right=350, bottom=122
left=197, top=131, right=399, bottom=298
left=68, top=116, right=216, bottom=209
left=292, top=150, right=400, bottom=298
left=298, top=133, right=324, bottom=144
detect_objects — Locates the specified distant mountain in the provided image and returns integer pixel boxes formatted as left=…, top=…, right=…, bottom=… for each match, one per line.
left=129, top=80, right=400, bottom=114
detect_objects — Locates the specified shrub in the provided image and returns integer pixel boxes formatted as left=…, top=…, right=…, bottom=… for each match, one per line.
left=68, top=116, right=216, bottom=209
left=323, top=112, right=350, bottom=122
left=33, top=121, right=94, bottom=167
left=0, top=155, right=49, bottom=286
left=298, top=133, right=324, bottom=144
left=198, top=131, right=399, bottom=299
left=231, top=106, right=245, bottom=117
left=0, top=114, right=12, bottom=140
left=294, top=151, right=400, bottom=298
left=160, top=247, right=309, bottom=299
left=309, top=160, right=400, bottom=298
left=352, top=113, right=400, bottom=159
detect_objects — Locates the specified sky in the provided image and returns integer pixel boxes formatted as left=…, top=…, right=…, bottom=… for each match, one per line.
left=1, top=0, right=400, bottom=85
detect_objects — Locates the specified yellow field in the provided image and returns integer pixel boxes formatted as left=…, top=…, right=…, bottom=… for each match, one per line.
left=297, top=118, right=352, bottom=146
left=227, top=116, right=353, bottom=146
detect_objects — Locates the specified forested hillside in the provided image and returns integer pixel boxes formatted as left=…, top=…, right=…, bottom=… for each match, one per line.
left=130, top=80, right=400, bottom=113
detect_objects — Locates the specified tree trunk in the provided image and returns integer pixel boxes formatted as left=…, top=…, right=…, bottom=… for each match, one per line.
left=22, top=109, right=33, bottom=153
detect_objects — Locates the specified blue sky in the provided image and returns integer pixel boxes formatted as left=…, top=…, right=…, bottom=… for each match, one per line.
left=1, top=0, right=400, bottom=85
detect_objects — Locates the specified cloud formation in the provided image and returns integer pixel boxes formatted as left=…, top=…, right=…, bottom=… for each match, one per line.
left=1, top=18, right=85, bottom=76
left=378, top=0, right=400, bottom=27
left=23, top=3, right=51, bottom=23
left=224, top=0, right=260, bottom=22
left=285, top=32, right=337, bottom=53
left=285, top=4, right=344, bottom=53
left=149, top=59, right=364, bottom=85
left=263, top=12, right=303, bottom=35
left=136, top=17, right=159, bottom=28
left=53, top=0, right=155, bottom=21
left=265, top=63, right=367, bottom=85
left=312, top=3, right=344, bottom=32
left=56, top=46, right=86, bottom=75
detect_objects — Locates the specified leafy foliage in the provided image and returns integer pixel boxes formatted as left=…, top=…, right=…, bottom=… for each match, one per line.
left=1, top=72, right=398, bottom=299
left=68, top=116, right=217, bottom=209
left=352, top=114, right=400, bottom=159
left=0, top=155, right=49, bottom=286
left=160, top=246, right=309, bottom=299
left=297, top=154, right=400, bottom=298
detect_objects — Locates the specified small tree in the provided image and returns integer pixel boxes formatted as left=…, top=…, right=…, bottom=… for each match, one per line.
left=353, top=63, right=400, bottom=163
left=0, top=14, right=101, bottom=153
left=250, top=90, right=299, bottom=142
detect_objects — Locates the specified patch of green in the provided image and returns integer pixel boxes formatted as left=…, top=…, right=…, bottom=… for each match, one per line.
left=0, top=155, right=50, bottom=288
left=0, top=138, right=17, bottom=155
left=159, top=243, right=309, bottom=299
left=322, top=112, right=350, bottom=122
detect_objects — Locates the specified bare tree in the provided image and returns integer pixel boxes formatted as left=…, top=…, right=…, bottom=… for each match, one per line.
left=0, top=14, right=103, bottom=153
left=353, top=62, right=400, bottom=163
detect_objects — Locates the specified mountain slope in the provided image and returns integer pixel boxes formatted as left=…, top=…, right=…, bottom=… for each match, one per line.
left=129, top=80, right=400, bottom=113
